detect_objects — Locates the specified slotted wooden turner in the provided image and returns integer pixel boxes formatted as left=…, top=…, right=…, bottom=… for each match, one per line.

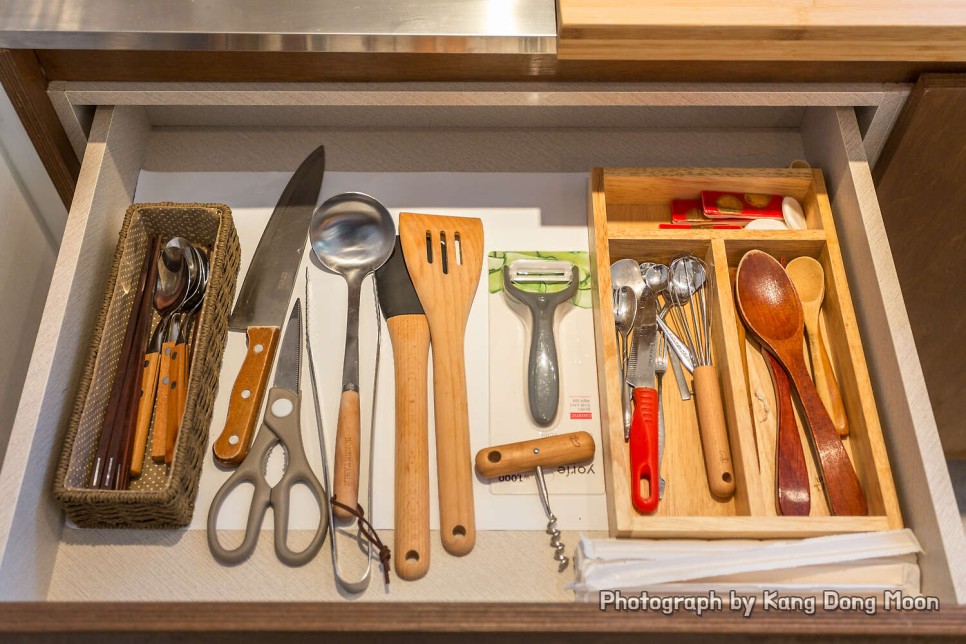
left=399, top=212, right=483, bottom=556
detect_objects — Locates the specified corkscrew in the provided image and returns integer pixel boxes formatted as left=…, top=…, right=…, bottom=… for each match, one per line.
left=534, top=465, right=568, bottom=570
left=475, top=432, right=596, bottom=572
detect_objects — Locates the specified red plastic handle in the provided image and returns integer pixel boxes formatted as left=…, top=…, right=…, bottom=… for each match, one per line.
left=629, top=386, right=660, bottom=513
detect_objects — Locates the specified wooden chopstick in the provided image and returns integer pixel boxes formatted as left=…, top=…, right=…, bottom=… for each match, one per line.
left=89, top=236, right=159, bottom=489
left=114, top=236, right=162, bottom=489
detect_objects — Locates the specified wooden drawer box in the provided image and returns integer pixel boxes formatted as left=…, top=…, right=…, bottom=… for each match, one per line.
left=0, top=83, right=962, bottom=631
left=589, top=167, right=902, bottom=538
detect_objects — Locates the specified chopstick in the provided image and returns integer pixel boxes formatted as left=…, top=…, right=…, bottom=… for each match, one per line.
left=114, top=236, right=163, bottom=489
left=89, top=237, right=160, bottom=489
left=115, top=266, right=158, bottom=489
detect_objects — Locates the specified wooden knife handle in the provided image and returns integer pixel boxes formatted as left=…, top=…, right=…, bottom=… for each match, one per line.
left=431, top=337, right=476, bottom=556
left=151, top=341, right=176, bottom=463
left=766, top=351, right=810, bottom=516
left=130, top=352, right=160, bottom=476
left=783, top=351, right=867, bottom=516
left=388, top=315, right=431, bottom=581
left=332, top=389, right=361, bottom=520
left=212, top=326, right=280, bottom=466
left=814, top=327, right=849, bottom=437
left=692, top=365, right=736, bottom=499
left=164, top=342, right=187, bottom=464
left=476, top=432, right=596, bottom=479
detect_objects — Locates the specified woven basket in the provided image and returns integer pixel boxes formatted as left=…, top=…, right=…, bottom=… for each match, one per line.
left=53, top=203, right=240, bottom=528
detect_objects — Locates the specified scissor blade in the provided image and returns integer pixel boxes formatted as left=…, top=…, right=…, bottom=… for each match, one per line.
left=273, top=300, right=302, bottom=392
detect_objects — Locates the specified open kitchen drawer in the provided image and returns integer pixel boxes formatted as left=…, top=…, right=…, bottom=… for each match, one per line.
left=0, top=83, right=962, bottom=630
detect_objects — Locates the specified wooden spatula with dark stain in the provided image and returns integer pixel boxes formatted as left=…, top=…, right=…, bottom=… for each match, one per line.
left=735, top=250, right=867, bottom=516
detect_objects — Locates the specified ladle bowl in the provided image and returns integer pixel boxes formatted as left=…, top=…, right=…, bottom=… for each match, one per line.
left=310, top=192, right=396, bottom=276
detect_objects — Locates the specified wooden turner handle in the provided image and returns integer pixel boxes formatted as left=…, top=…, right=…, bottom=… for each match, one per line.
left=430, top=335, right=476, bottom=556
left=388, top=315, right=431, bottom=580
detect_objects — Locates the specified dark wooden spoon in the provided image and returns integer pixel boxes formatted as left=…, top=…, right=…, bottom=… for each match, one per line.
left=735, top=250, right=867, bottom=516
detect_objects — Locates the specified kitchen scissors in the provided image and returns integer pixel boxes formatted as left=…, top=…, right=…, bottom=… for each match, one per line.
left=208, top=299, right=329, bottom=565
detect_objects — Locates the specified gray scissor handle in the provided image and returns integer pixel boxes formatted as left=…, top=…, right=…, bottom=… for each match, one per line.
left=207, top=387, right=329, bottom=566
left=503, top=265, right=579, bottom=427
left=262, top=387, right=329, bottom=566
left=207, top=426, right=275, bottom=565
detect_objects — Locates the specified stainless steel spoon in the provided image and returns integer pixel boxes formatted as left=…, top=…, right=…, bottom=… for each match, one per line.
left=309, top=192, right=395, bottom=518
left=135, top=244, right=190, bottom=468
left=160, top=240, right=211, bottom=462
left=613, top=285, right=635, bottom=440
left=612, top=258, right=645, bottom=302
left=611, top=259, right=645, bottom=441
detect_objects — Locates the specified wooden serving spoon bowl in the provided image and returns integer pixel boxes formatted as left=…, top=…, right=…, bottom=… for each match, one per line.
left=735, top=250, right=867, bottom=517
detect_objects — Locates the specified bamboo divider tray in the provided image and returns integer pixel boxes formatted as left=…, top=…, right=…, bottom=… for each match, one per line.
left=589, top=167, right=903, bottom=538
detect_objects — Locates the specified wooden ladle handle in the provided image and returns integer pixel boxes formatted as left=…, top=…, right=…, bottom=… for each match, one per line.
left=332, top=390, right=361, bottom=520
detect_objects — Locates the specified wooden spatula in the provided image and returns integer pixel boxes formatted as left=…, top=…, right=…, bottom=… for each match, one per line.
left=735, top=250, right=866, bottom=517
left=399, top=212, right=483, bottom=556
left=376, top=237, right=431, bottom=580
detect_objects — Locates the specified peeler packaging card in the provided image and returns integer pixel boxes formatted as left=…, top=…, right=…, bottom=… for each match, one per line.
left=487, top=251, right=605, bottom=496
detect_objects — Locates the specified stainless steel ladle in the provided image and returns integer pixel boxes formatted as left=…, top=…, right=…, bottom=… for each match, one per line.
left=309, top=192, right=395, bottom=518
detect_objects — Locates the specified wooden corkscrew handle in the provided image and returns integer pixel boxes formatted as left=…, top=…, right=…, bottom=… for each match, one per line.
left=475, top=432, right=596, bottom=479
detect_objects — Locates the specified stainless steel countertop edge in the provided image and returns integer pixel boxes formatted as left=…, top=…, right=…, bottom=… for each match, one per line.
left=0, top=0, right=558, bottom=54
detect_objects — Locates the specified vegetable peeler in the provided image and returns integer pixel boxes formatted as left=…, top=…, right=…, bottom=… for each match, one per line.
left=502, top=260, right=579, bottom=427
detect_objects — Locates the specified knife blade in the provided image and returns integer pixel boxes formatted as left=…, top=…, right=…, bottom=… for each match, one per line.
left=375, top=237, right=431, bottom=581
left=626, top=290, right=660, bottom=514
left=212, top=144, right=325, bottom=466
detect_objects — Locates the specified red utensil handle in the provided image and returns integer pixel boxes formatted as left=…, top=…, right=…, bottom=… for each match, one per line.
left=629, top=386, right=660, bottom=513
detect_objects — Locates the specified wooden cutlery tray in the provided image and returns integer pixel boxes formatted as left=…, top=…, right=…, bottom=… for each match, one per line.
left=53, top=203, right=240, bottom=528
left=589, top=167, right=903, bottom=538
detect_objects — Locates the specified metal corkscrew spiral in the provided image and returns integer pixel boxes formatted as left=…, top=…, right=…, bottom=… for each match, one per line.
left=535, top=466, right=568, bottom=571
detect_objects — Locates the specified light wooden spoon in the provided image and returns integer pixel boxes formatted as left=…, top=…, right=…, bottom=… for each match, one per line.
left=785, top=257, right=849, bottom=437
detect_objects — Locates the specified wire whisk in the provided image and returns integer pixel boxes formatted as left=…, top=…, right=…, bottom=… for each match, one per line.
left=667, top=255, right=715, bottom=368
left=667, top=254, right=736, bottom=500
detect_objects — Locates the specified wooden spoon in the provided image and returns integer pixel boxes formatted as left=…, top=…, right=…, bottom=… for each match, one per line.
left=735, top=250, right=866, bottom=516
left=785, top=257, right=849, bottom=437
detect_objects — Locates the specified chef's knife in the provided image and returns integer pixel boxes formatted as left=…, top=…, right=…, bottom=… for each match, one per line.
left=626, top=289, right=660, bottom=514
left=375, top=237, right=430, bottom=581
left=212, top=145, right=325, bottom=466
